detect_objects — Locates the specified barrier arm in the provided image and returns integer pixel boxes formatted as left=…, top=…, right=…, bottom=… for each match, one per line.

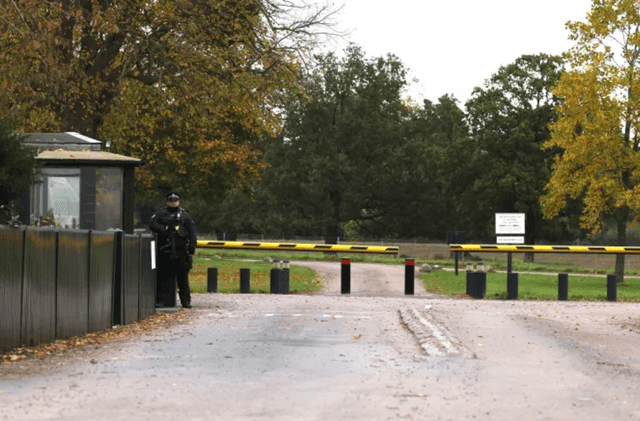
left=449, top=244, right=640, bottom=254
left=196, top=240, right=399, bottom=255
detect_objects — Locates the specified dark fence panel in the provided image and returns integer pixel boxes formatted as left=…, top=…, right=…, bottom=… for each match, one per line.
left=0, top=227, right=157, bottom=353
left=56, top=230, right=90, bottom=340
left=21, top=228, right=57, bottom=346
left=123, top=234, right=140, bottom=325
left=139, top=235, right=156, bottom=319
left=89, top=231, right=115, bottom=332
left=0, top=227, right=25, bottom=352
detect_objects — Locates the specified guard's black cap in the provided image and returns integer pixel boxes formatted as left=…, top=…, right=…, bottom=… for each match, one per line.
left=166, top=192, right=180, bottom=201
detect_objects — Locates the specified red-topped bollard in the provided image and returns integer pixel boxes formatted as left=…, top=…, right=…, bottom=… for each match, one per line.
left=405, top=259, right=415, bottom=295
left=341, top=258, right=351, bottom=294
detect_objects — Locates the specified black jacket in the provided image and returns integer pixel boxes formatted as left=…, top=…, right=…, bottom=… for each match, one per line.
left=149, top=206, right=197, bottom=256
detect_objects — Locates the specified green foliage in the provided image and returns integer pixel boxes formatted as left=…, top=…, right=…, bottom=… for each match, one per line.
left=0, top=118, right=37, bottom=223
left=542, top=1, right=640, bottom=281
left=0, top=0, right=337, bottom=214
left=465, top=54, right=571, bottom=242
left=403, top=95, right=472, bottom=238
left=248, top=45, right=448, bottom=239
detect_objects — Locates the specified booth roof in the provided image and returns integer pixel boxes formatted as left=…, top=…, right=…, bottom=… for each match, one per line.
left=36, top=150, right=144, bottom=166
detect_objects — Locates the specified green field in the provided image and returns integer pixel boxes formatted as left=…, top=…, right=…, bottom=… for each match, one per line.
left=420, top=270, right=640, bottom=301
left=190, top=256, right=322, bottom=294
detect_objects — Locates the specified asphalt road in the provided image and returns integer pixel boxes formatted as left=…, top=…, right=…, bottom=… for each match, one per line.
left=2, top=262, right=640, bottom=420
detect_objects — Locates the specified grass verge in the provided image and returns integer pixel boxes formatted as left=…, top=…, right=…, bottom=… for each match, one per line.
left=191, top=256, right=322, bottom=294
left=420, top=270, right=640, bottom=301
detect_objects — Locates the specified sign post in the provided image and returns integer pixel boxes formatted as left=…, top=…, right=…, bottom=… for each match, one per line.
left=495, top=213, right=525, bottom=273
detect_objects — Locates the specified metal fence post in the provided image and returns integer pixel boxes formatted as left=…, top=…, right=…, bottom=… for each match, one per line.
left=113, top=230, right=124, bottom=325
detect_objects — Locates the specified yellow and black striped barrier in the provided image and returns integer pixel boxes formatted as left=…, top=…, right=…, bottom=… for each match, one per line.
left=197, top=240, right=399, bottom=255
left=449, top=244, right=640, bottom=254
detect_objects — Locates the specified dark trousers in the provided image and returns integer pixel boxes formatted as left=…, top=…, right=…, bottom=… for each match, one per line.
left=156, top=254, right=191, bottom=306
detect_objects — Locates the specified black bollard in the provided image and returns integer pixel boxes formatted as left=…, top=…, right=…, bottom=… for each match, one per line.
left=474, top=270, right=486, bottom=299
left=466, top=269, right=473, bottom=296
left=405, top=259, right=415, bottom=295
left=607, top=274, right=617, bottom=302
left=207, top=267, right=218, bottom=293
left=240, top=268, right=251, bottom=293
left=270, top=259, right=281, bottom=294
left=558, top=273, right=569, bottom=301
left=341, top=258, right=351, bottom=294
left=507, top=272, right=518, bottom=300
left=281, top=260, right=290, bottom=295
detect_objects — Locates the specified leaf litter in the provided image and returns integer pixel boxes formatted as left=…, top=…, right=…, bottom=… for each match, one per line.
left=2, top=310, right=191, bottom=365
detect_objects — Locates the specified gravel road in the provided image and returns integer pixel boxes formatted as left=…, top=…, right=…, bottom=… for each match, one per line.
left=2, top=262, right=640, bottom=420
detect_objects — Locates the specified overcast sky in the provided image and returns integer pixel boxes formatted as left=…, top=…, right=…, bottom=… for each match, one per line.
left=329, top=0, right=594, bottom=105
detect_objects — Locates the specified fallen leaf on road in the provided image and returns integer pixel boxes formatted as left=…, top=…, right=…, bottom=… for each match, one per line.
left=2, top=310, right=190, bottom=365
left=352, top=334, right=362, bottom=340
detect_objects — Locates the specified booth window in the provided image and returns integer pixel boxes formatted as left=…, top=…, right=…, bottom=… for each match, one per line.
left=31, top=169, right=80, bottom=228
left=95, top=167, right=123, bottom=230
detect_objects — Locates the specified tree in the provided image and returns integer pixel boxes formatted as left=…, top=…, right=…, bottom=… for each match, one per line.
left=254, top=45, right=422, bottom=241
left=0, top=118, right=37, bottom=224
left=405, top=95, right=473, bottom=240
left=465, top=54, right=570, bottom=245
left=541, top=0, right=640, bottom=283
left=0, top=0, right=340, bottom=210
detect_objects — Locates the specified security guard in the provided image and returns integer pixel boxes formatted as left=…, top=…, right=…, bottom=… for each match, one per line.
left=149, top=192, right=197, bottom=308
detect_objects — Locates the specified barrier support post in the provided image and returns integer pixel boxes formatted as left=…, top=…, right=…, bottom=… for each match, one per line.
left=507, top=272, right=518, bottom=300
left=454, top=252, right=459, bottom=276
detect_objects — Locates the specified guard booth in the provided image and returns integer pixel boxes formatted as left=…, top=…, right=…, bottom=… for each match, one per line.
left=18, top=132, right=144, bottom=233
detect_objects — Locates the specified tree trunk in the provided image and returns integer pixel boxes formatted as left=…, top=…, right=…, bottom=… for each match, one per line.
left=615, top=215, right=627, bottom=285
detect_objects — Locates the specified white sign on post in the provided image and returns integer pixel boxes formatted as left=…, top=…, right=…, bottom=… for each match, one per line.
left=495, top=213, right=525, bottom=235
left=150, top=240, right=156, bottom=270
left=496, top=236, right=525, bottom=244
